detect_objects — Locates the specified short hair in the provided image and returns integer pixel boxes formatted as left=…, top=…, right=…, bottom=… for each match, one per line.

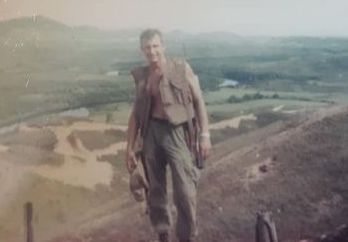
left=140, top=28, right=163, bottom=47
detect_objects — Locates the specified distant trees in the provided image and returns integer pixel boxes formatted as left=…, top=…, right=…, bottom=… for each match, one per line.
left=65, top=81, right=133, bottom=109
left=226, top=92, right=322, bottom=104
left=227, top=92, right=269, bottom=103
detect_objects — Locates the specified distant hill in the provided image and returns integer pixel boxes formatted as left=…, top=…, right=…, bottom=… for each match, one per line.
left=0, top=15, right=69, bottom=33
left=0, top=15, right=251, bottom=68
left=0, top=15, right=245, bottom=46
left=0, top=16, right=74, bottom=43
left=0, top=16, right=133, bottom=45
left=1, top=15, right=347, bottom=49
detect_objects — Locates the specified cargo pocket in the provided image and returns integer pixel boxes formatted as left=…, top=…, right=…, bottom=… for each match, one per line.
left=169, top=78, right=186, bottom=104
left=159, top=84, right=173, bottom=105
left=173, top=86, right=185, bottom=104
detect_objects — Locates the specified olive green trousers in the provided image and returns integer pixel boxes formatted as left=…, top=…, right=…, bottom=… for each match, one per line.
left=143, top=119, right=199, bottom=241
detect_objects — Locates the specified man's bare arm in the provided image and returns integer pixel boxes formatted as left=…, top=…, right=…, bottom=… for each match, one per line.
left=185, top=62, right=212, bottom=159
left=125, top=106, right=138, bottom=173
left=185, top=62, right=209, bottom=133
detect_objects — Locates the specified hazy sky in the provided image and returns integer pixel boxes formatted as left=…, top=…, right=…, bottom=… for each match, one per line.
left=0, top=0, right=347, bottom=36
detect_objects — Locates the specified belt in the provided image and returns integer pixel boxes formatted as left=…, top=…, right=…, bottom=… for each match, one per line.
left=151, top=117, right=169, bottom=124
left=151, top=117, right=191, bottom=129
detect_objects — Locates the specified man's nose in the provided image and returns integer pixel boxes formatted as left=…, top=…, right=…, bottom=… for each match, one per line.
left=149, top=47, right=156, bottom=54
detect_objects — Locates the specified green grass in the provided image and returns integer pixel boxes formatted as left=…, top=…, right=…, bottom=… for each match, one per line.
left=0, top=72, right=134, bottom=126
left=205, top=87, right=335, bottom=105
left=1, top=29, right=348, bottom=128
left=88, top=102, right=132, bottom=125
left=208, top=98, right=327, bottom=114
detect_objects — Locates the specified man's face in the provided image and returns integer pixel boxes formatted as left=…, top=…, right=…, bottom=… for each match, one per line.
left=141, top=34, right=165, bottom=65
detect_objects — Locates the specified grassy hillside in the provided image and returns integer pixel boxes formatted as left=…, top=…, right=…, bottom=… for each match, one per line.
left=44, top=107, right=348, bottom=242
left=1, top=16, right=348, bottom=127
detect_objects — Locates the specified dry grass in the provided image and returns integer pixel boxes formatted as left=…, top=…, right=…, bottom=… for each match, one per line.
left=71, top=129, right=125, bottom=151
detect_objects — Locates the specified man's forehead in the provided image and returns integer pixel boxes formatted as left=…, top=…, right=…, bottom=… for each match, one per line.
left=141, top=34, right=163, bottom=46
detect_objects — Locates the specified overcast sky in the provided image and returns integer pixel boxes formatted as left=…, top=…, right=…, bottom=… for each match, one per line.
left=0, top=0, right=347, bottom=36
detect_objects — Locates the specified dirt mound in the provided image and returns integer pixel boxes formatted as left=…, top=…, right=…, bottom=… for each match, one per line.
left=0, top=128, right=63, bottom=166
left=197, top=106, right=348, bottom=241
left=0, top=128, right=57, bottom=150
left=71, top=129, right=125, bottom=151
left=2, top=145, right=64, bottom=166
left=46, top=106, right=348, bottom=242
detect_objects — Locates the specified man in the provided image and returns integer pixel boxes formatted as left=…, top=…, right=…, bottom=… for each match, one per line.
left=125, top=29, right=211, bottom=242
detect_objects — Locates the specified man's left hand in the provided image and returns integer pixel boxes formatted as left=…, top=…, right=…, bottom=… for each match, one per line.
left=199, top=137, right=212, bottom=160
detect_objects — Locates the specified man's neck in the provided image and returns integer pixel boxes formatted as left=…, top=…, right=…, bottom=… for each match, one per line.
left=149, top=57, right=167, bottom=70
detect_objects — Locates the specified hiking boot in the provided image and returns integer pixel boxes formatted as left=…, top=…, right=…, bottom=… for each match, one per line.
left=158, top=232, right=169, bottom=242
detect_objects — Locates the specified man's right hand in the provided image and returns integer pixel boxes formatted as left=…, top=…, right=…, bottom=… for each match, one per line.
left=125, top=150, right=138, bottom=173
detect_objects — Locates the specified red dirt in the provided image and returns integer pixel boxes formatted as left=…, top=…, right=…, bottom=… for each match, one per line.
left=45, top=106, right=348, bottom=242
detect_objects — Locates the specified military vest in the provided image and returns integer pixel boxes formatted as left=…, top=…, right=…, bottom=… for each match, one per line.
left=131, top=58, right=195, bottom=137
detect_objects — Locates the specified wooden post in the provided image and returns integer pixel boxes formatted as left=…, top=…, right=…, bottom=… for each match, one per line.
left=255, top=211, right=278, bottom=242
left=24, top=202, right=34, bottom=242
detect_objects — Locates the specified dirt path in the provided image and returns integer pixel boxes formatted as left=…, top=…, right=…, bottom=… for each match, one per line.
left=209, top=114, right=257, bottom=130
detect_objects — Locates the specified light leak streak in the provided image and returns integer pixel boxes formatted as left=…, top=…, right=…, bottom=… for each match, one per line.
left=26, top=76, right=30, bottom=88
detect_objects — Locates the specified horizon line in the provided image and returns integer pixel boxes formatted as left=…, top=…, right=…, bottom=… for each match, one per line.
left=1, top=15, right=348, bottom=39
